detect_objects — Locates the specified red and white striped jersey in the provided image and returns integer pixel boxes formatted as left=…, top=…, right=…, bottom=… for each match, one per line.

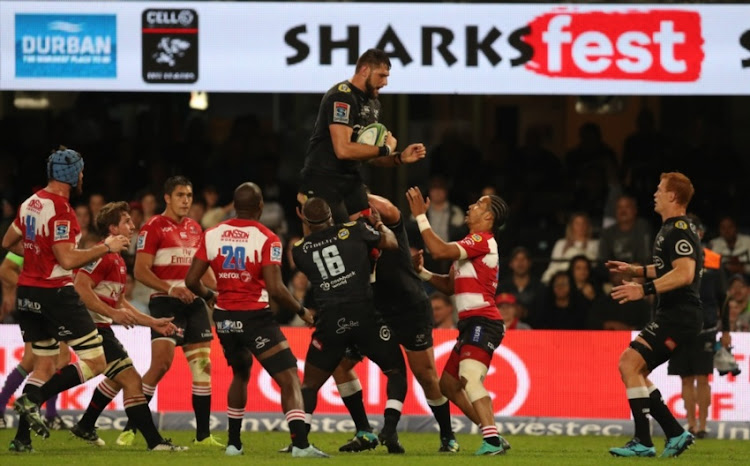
left=452, top=231, right=502, bottom=321
left=12, top=189, right=81, bottom=288
left=194, top=218, right=282, bottom=311
left=136, top=214, right=202, bottom=295
left=78, top=246, right=127, bottom=325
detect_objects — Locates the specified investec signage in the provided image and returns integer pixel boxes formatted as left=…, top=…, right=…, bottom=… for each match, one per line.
left=0, top=2, right=749, bottom=94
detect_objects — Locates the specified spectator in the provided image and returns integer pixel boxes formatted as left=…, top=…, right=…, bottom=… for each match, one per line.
left=140, top=192, right=158, bottom=225
left=541, top=212, right=599, bottom=284
left=88, top=192, right=105, bottom=218
left=429, top=291, right=456, bottom=329
left=497, top=246, right=544, bottom=327
left=74, top=203, right=93, bottom=238
left=727, top=274, right=750, bottom=318
left=622, top=108, right=667, bottom=217
left=537, top=271, right=590, bottom=330
left=597, top=194, right=652, bottom=283
left=188, top=199, right=206, bottom=224
left=709, top=216, right=750, bottom=276
left=569, top=254, right=602, bottom=304
left=124, top=272, right=149, bottom=315
left=727, top=298, right=750, bottom=332
left=495, top=293, right=531, bottom=330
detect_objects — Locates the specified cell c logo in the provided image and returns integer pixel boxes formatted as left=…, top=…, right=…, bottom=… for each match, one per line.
left=675, top=239, right=694, bottom=255
left=415, top=341, right=530, bottom=416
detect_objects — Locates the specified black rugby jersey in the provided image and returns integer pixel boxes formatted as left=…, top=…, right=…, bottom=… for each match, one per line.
left=301, top=80, right=380, bottom=177
left=373, top=216, right=428, bottom=312
left=653, top=216, right=703, bottom=326
left=293, top=219, right=381, bottom=308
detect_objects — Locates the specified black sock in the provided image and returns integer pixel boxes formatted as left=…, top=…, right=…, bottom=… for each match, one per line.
left=301, top=387, right=318, bottom=417
left=24, top=383, right=43, bottom=405
left=649, top=388, right=684, bottom=438
left=125, top=401, right=163, bottom=449
left=228, top=417, right=243, bottom=449
left=15, top=384, right=40, bottom=443
left=39, top=365, right=84, bottom=400
left=193, top=394, right=211, bottom=440
left=123, top=393, right=151, bottom=434
left=289, top=419, right=309, bottom=449
left=78, top=388, right=114, bottom=430
left=628, top=396, right=653, bottom=447
left=381, top=407, right=402, bottom=436
left=428, top=399, right=454, bottom=440
left=341, top=391, right=371, bottom=432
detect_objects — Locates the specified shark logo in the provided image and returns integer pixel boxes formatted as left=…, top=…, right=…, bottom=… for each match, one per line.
left=153, top=37, right=191, bottom=67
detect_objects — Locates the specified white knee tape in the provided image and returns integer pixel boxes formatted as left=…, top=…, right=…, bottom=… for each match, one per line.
left=459, top=359, right=489, bottom=403
left=185, top=348, right=211, bottom=384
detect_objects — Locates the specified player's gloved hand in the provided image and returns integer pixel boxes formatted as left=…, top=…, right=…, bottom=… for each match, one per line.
left=169, top=285, right=196, bottom=304
left=104, top=235, right=131, bottom=253
left=399, top=143, right=426, bottom=164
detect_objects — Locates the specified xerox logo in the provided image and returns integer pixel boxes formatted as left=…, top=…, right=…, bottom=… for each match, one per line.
left=524, top=10, right=704, bottom=81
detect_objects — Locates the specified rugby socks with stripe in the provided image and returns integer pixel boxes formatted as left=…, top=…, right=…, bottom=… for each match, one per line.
left=124, top=395, right=163, bottom=449
left=337, top=380, right=372, bottom=433
left=0, top=365, right=28, bottom=414
left=37, top=363, right=87, bottom=401
left=427, top=397, right=454, bottom=440
left=481, top=425, right=501, bottom=447
left=627, top=386, right=653, bottom=447
left=78, top=379, right=119, bottom=430
left=648, top=386, right=684, bottom=438
left=381, top=400, right=403, bottom=436
left=286, top=409, right=310, bottom=449
left=122, top=383, right=154, bottom=434
left=192, top=384, right=212, bottom=441
left=227, top=406, right=244, bottom=449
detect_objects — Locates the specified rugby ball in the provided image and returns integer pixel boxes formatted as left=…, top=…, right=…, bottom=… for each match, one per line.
left=356, top=123, right=387, bottom=147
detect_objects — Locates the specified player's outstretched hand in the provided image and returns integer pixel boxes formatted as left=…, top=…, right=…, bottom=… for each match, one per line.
left=104, top=235, right=130, bottom=253
left=406, top=187, right=430, bottom=217
left=169, top=285, right=196, bottom=304
left=153, top=317, right=177, bottom=336
left=400, top=143, right=426, bottom=164
left=610, top=280, right=645, bottom=304
left=412, top=249, right=425, bottom=273
left=605, top=260, right=633, bottom=275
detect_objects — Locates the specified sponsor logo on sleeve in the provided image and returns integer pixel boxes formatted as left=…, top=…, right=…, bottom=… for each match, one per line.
left=338, top=83, right=351, bottom=92
left=337, top=228, right=350, bottom=240
left=471, top=233, right=483, bottom=242
left=270, top=242, right=282, bottom=262
left=54, top=220, right=70, bottom=241
left=333, top=102, right=350, bottom=123
left=15, top=14, right=117, bottom=78
left=137, top=231, right=147, bottom=250
left=675, top=239, right=694, bottom=256
left=142, top=9, right=198, bottom=83
left=82, top=258, right=100, bottom=274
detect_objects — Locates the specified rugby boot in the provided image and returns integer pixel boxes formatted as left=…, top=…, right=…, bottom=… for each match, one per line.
left=192, top=434, right=225, bottom=448
left=609, top=438, right=656, bottom=457
left=116, top=429, right=136, bottom=446
left=45, top=415, right=71, bottom=431
left=278, top=443, right=293, bottom=453
left=70, top=423, right=105, bottom=446
left=150, top=438, right=188, bottom=451
left=292, top=444, right=329, bottom=457
left=475, top=440, right=505, bottom=456
left=14, top=395, right=48, bottom=439
left=9, top=438, right=34, bottom=453
left=378, top=431, right=405, bottom=454
left=660, top=430, right=695, bottom=458
left=339, top=430, right=379, bottom=452
left=226, top=444, right=244, bottom=456
left=438, top=437, right=460, bottom=452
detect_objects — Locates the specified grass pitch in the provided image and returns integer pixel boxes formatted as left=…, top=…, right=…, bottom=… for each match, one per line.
left=0, top=429, right=748, bottom=465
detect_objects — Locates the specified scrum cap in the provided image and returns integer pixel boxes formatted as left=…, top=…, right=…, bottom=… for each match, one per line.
left=47, top=148, right=84, bottom=187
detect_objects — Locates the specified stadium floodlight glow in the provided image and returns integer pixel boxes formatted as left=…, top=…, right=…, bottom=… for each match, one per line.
left=14, top=91, right=50, bottom=110
left=189, top=91, right=208, bottom=111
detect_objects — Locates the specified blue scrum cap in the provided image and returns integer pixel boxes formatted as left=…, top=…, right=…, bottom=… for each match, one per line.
left=47, top=148, right=84, bottom=187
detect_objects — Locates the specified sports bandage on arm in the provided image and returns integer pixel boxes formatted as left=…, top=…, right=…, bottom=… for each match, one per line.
left=415, top=214, right=431, bottom=233
left=418, top=268, right=433, bottom=281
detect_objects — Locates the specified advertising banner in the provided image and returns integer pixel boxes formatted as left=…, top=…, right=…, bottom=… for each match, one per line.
left=1, top=2, right=750, bottom=94
left=1, top=325, right=748, bottom=422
